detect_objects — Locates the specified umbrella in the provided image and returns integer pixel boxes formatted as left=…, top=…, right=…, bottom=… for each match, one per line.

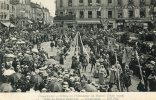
left=47, top=82, right=63, bottom=92
left=32, top=48, right=39, bottom=53
left=3, top=69, right=16, bottom=76
left=84, top=84, right=98, bottom=92
left=4, top=54, right=16, bottom=58
left=31, top=75, right=43, bottom=84
left=11, top=37, right=17, bottom=41
left=129, top=37, right=138, bottom=40
left=16, top=41, right=25, bottom=44
left=23, top=54, right=32, bottom=62
left=115, top=32, right=125, bottom=35
left=9, top=73, right=22, bottom=85
left=0, top=83, right=13, bottom=92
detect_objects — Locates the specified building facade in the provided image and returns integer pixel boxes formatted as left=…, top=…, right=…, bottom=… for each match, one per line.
left=54, top=0, right=153, bottom=30
left=8, top=0, right=51, bottom=29
left=30, top=2, right=44, bottom=22
left=10, top=0, right=32, bottom=28
left=43, top=7, right=51, bottom=24
left=0, top=0, right=10, bottom=21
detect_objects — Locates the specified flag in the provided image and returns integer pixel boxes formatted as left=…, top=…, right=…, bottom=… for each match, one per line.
left=9, top=23, right=11, bottom=31
left=73, top=33, right=79, bottom=56
left=107, top=37, right=116, bottom=51
left=135, top=50, right=139, bottom=60
left=65, top=10, right=67, bottom=15
left=122, top=49, right=126, bottom=64
left=123, top=9, right=128, bottom=18
left=100, top=19, right=109, bottom=27
left=122, top=47, right=133, bottom=64
left=98, top=7, right=101, bottom=11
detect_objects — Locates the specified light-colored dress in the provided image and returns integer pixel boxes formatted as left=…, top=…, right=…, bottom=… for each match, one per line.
left=99, top=68, right=107, bottom=85
left=109, top=65, right=117, bottom=84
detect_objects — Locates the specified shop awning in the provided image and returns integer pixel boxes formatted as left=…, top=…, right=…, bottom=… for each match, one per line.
left=27, top=20, right=33, bottom=24
left=77, top=20, right=101, bottom=24
left=1, top=22, right=16, bottom=28
left=64, top=21, right=75, bottom=24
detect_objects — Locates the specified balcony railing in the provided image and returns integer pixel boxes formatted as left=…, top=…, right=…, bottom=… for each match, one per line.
left=54, top=15, right=76, bottom=20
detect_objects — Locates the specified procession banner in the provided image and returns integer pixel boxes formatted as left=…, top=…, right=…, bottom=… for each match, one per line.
left=135, top=50, right=144, bottom=82
left=107, top=37, right=116, bottom=51
left=122, top=47, right=133, bottom=64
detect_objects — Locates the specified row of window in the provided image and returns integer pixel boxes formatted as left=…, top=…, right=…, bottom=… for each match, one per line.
left=0, top=12, right=8, bottom=20
left=59, top=10, right=146, bottom=19
left=1, top=3, right=9, bottom=10
left=60, top=0, right=148, bottom=7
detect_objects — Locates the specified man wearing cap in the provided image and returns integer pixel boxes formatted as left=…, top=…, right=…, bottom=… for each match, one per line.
left=81, top=55, right=88, bottom=72
left=90, top=53, right=96, bottom=72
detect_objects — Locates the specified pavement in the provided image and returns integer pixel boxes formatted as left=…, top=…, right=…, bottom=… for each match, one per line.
left=40, top=41, right=139, bottom=92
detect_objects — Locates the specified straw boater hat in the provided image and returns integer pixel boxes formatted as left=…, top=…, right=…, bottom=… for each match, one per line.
left=63, top=84, right=69, bottom=89
left=16, top=89, right=22, bottom=92
left=63, top=70, right=69, bottom=74
left=63, top=82, right=68, bottom=85
left=41, top=88, right=47, bottom=92
left=69, top=77, right=75, bottom=82
left=80, top=89, right=86, bottom=92
left=70, top=87, right=75, bottom=92
left=150, top=61, right=155, bottom=65
left=57, top=78, right=63, bottom=83
left=47, top=77, right=52, bottom=82
left=26, top=76, right=31, bottom=80
left=65, top=88, right=71, bottom=92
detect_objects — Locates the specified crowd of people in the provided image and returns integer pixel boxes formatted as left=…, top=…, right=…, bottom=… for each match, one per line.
left=76, top=27, right=156, bottom=92
left=0, top=25, right=156, bottom=92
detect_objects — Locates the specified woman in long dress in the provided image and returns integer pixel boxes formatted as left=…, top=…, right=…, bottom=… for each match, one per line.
left=60, top=54, right=64, bottom=65
left=109, top=65, right=117, bottom=85
left=99, top=67, right=107, bottom=85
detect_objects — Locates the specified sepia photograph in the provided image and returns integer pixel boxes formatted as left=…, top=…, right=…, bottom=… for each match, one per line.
left=0, top=0, right=156, bottom=97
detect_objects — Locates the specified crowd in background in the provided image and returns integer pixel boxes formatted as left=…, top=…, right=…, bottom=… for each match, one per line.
left=0, top=25, right=156, bottom=92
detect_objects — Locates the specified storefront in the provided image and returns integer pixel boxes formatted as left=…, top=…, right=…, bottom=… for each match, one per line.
left=116, top=18, right=152, bottom=32
left=116, top=19, right=125, bottom=31
left=76, top=20, right=101, bottom=29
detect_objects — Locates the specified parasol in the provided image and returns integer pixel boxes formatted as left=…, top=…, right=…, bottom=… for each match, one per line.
left=129, top=37, right=138, bottom=40
left=16, top=41, right=25, bottom=44
left=0, top=83, right=13, bottom=92
left=9, top=73, right=22, bottom=85
left=11, top=37, right=17, bottom=41
left=4, top=54, right=16, bottom=58
left=3, top=69, right=16, bottom=76
left=31, top=75, right=43, bottom=84
left=32, top=48, right=39, bottom=53
left=115, top=32, right=125, bottom=35
left=84, top=84, right=98, bottom=92
left=47, top=82, right=63, bottom=92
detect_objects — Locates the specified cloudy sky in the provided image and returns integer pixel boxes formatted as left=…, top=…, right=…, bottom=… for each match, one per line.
left=31, top=0, right=56, bottom=16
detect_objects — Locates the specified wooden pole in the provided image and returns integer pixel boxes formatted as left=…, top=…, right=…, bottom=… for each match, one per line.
left=135, top=50, right=144, bottom=83
left=115, top=52, right=121, bottom=92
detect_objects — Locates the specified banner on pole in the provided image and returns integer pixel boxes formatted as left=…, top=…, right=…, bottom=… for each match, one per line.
left=122, top=47, right=133, bottom=64
left=107, top=37, right=116, bottom=51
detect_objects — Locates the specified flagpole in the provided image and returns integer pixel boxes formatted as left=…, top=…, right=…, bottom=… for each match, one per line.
left=115, top=51, right=121, bottom=92
left=135, top=50, right=144, bottom=83
left=78, top=32, right=90, bottom=58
